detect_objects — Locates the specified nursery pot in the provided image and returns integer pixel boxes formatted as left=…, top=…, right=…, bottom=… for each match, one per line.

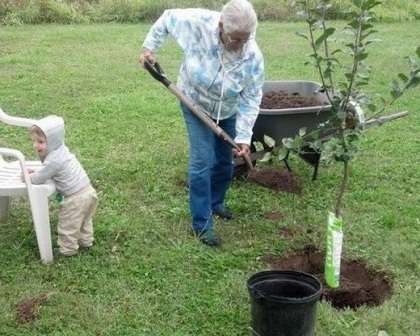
left=247, top=270, right=322, bottom=336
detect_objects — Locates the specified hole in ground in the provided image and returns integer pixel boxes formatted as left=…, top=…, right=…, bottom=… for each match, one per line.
left=262, top=246, right=393, bottom=310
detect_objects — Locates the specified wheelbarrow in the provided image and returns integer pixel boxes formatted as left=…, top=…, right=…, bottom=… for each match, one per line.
left=234, top=80, right=408, bottom=180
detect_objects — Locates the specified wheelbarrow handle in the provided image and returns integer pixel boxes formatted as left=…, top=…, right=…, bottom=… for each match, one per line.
left=144, top=60, right=171, bottom=87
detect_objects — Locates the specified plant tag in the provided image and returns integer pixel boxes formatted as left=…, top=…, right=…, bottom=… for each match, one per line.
left=325, top=211, right=343, bottom=288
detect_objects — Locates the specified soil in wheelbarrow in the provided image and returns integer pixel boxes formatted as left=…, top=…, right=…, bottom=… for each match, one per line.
left=260, top=90, right=325, bottom=109
left=262, top=246, right=393, bottom=310
left=248, top=168, right=302, bottom=194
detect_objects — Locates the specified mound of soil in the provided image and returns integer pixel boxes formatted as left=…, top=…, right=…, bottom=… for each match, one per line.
left=262, top=246, right=393, bottom=310
left=16, top=293, right=49, bottom=324
left=248, top=168, right=301, bottom=194
left=260, top=91, right=324, bottom=109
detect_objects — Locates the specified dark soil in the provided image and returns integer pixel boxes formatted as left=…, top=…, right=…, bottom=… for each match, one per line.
left=16, top=293, right=49, bottom=324
left=260, top=91, right=325, bottom=109
left=248, top=168, right=301, bottom=194
left=262, top=246, right=393, bottom=310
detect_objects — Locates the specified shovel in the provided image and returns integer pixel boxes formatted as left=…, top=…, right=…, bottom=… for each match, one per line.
left=143, top=60, right=254, bottom=171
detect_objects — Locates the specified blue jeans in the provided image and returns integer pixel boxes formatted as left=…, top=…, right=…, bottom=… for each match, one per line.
left=181, top=103, right=235, bottom=233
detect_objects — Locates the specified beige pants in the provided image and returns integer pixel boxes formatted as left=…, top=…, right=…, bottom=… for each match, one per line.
left=58, top=185, right=97, bottom=255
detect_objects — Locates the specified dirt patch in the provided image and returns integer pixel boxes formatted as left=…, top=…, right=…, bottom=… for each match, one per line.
left=175, top=178, right=189, bottom=190
left=278, top=227, right=297, bottom=239
left=260, top=91, right=325, bottom=109
left=262, top=246, right=393, bottom=310
left=248, top=168, right=301, bottom=194
left=263, top=211, right=284, bottom=221
left=16, top=293, right=51, bottom=324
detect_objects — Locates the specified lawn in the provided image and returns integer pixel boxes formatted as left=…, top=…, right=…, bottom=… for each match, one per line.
left=0, top=22, right=419, bottom=335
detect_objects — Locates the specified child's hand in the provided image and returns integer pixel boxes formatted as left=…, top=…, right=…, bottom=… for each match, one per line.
left=21, top=169, right=34, bottom=182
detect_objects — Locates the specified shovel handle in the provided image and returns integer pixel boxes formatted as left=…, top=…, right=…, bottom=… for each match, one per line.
left=144, top=60, right=254, bottom=171
left=144, top=60, right=171, bottom=87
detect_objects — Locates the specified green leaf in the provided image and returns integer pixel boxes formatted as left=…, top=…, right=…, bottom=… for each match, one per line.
left=258, top=152, right=272, bottom=163
left=357, top=73, right=370, bottom=79
left=299, top=127, right=307, bottom=136
left=406, top=56, right=418, bottom=67
left=282, top=138, right=294, bottom=149
left=355, top=52, right=369, bottom=62
left=416, top=46, right=420, bottom=58
left=263, top=135, right=276, bottom=148
left=295, top=31, right=308, bottom=40
left=363, top=0, right=382, bottom=10
left=347, top=20, right=359, bottom=30
left=398, top=73, right=408, bottom=82
left=345, top=72, right=353, bottom=81
left=345, top=42, right=355, bottom=51
left=356, top=79, right=369, bottom=87
left=407, top=76, right=420, bottom=89
left=315, top=27, right=336, bottom=48
left=352, top=0, right=362, bottom=8
left=361, top=23, right=374, bottom=30
left=253, top=141, right=264, bottom=152
left=307, top=18, right=317, bottom=26
left=367, top=103, right=376, bottom=112
left=390, top=79, right=402, bottom=99
left=277, top=147, right=289, bottom=161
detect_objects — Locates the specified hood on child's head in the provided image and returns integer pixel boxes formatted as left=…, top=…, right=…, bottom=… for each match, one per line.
left=32, top=115, right=65, bottom=154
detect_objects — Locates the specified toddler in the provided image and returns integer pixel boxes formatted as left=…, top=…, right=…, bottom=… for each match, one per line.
left=29, top=115, right=97, bottom=256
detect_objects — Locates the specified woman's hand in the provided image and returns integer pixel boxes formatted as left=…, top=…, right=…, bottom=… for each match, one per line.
left=139, top=48, right=156, bottom=66
left=233, top=143, right=250, bottom=158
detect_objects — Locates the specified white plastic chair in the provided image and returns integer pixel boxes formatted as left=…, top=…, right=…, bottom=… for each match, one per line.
left=0, top=107, right=55, bottom=263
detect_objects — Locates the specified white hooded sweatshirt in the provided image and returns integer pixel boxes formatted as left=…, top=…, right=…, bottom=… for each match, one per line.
left=30, top=116, right=90, bottom=196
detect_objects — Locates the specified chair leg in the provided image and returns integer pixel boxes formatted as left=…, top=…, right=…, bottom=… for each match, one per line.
left=0, top=196, right=10, bottom=223
left=30, top=189, right=53, bottom=264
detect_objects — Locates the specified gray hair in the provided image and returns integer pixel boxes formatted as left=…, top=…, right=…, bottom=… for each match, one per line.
left=220, top=0, right=257, bottom=34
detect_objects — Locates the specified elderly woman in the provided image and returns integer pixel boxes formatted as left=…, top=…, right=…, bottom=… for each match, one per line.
left=139, top=0, right=264, bottom=247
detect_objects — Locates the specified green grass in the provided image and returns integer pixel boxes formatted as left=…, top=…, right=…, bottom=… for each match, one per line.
left=1, top=22, right=420, bottom=335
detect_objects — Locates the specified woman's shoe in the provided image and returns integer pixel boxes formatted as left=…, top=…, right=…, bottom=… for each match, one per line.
left=213, top=205, right=233, bottom=220
left=192, top=229, right=221, bottom=247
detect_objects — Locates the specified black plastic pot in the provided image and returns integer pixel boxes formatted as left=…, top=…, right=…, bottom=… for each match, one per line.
left=247, top=270, right=322, bottom=336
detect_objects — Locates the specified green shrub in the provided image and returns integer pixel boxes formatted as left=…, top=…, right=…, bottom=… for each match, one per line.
left=1, top=0, right=419, bottom=25
left=253, top=0, right=294, bottom=21
left=92, top=0, right=143, bottom=23
left=38, top=0, right=80, bottom=24
left=2, top=11, right=24, bottom=26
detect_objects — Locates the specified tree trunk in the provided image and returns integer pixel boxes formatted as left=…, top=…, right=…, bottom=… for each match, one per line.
left=335, top=160, right=349, bottom=218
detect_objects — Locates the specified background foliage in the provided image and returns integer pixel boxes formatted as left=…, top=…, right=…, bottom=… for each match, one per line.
left=1, top=0, right=420, bottom=25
